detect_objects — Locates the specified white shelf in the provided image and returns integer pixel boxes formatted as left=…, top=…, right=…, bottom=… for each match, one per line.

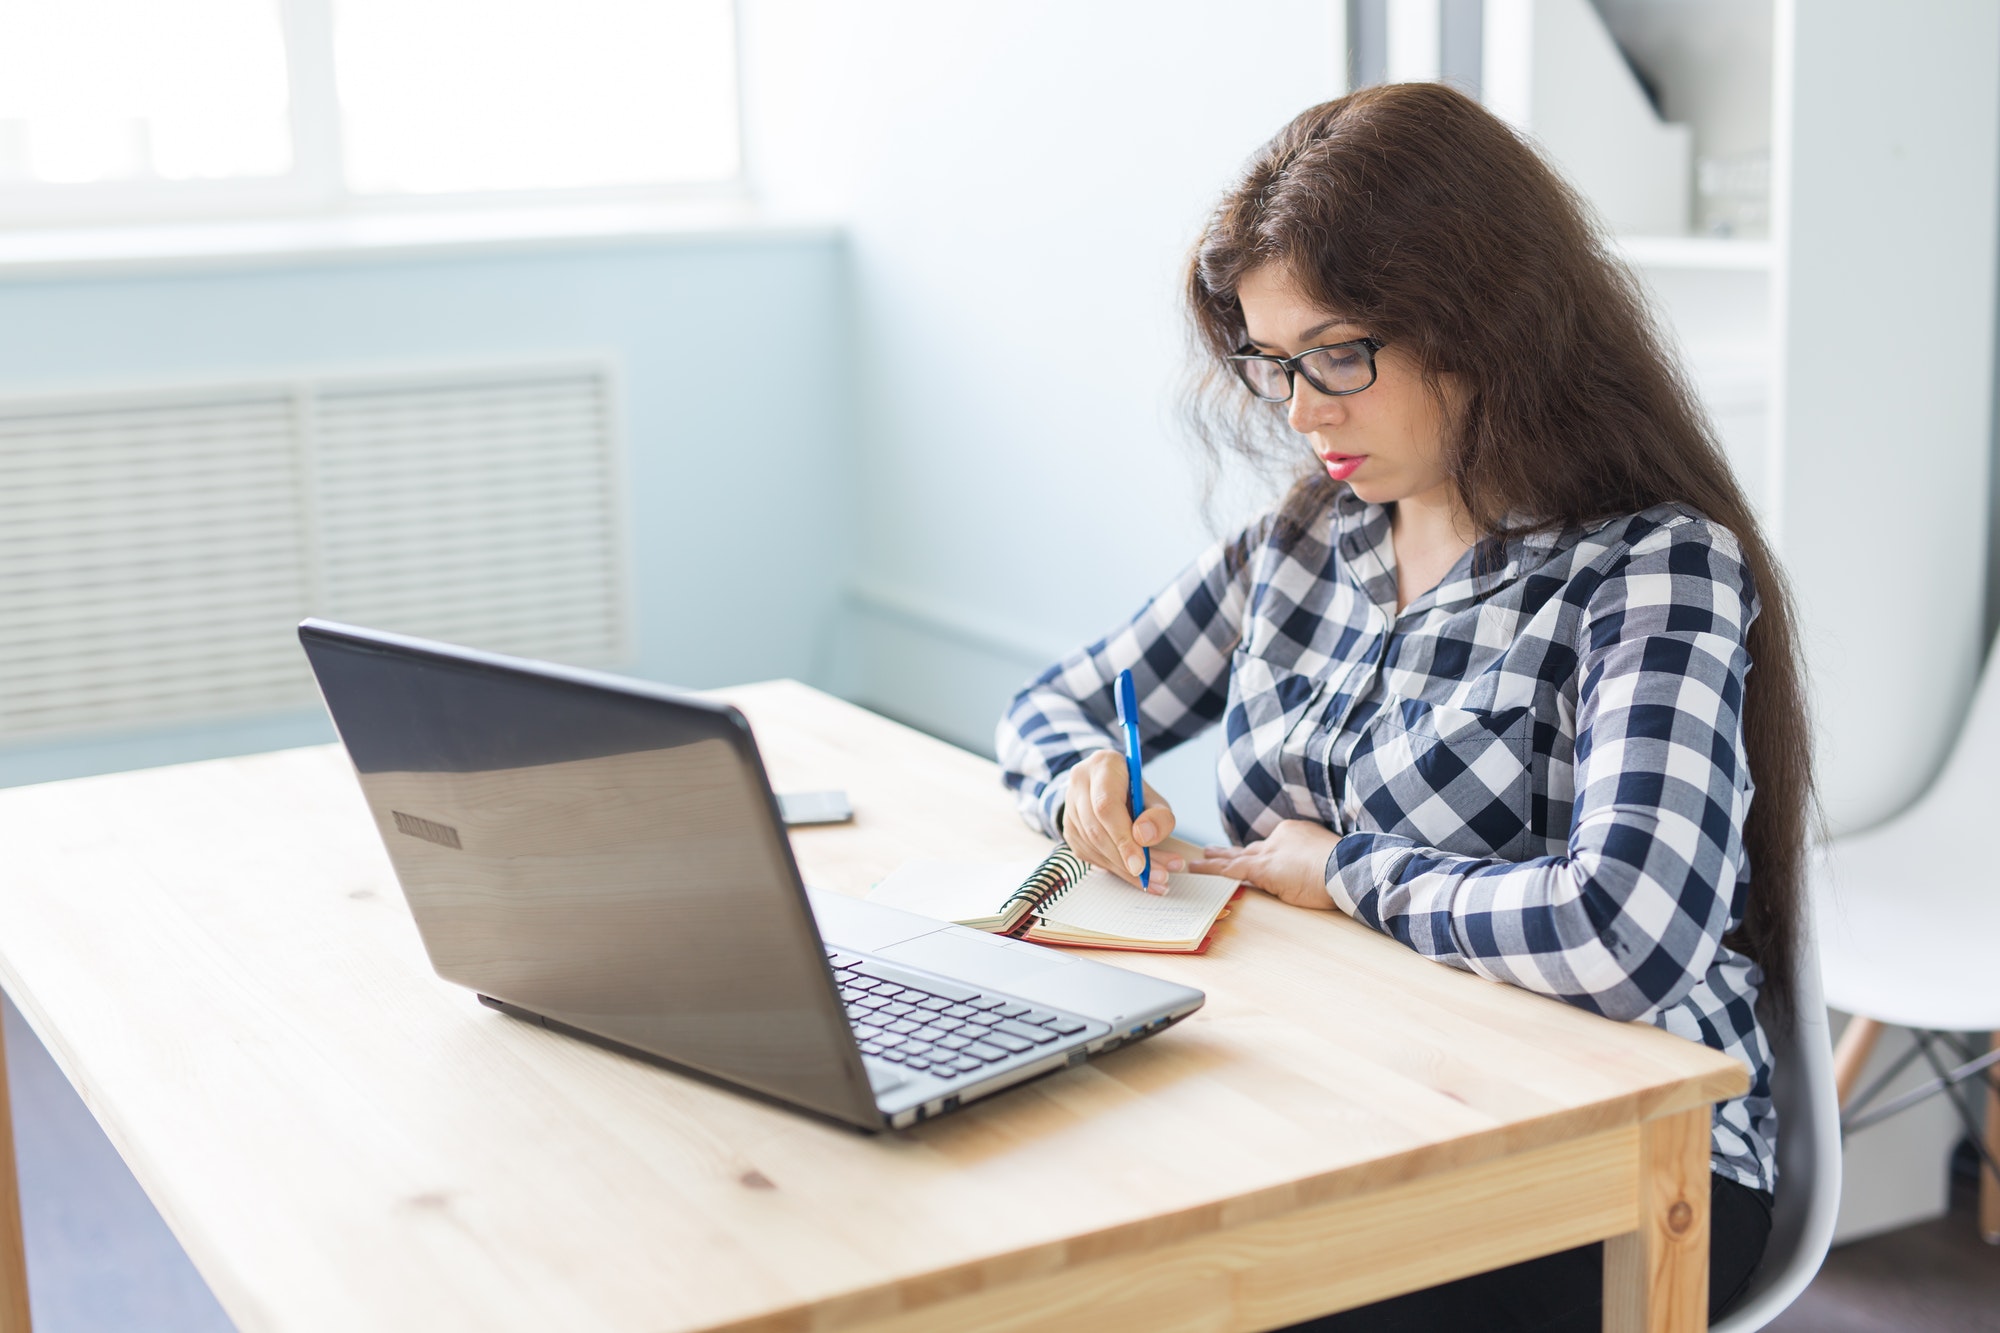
left=1614, top=235, right=1774, bottom=270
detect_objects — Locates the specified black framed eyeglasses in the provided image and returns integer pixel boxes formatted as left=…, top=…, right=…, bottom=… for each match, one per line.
left=1227, top=337, right=1384, bottom=402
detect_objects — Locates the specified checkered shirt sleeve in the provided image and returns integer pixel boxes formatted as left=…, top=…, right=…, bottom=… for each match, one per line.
left=994, top=518, right=1270, bottom=837
left=1326, top=519, right=1758, bottom=1024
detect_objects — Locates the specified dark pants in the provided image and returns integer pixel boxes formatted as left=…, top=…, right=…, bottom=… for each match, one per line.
left=1280, top=1174, right=1773, bottom=1333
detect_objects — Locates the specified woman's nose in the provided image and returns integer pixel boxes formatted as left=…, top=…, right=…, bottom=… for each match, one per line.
left=1288, top=376, right=1341, bottom=434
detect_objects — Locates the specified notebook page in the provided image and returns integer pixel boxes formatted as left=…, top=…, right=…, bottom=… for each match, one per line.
left=866, top=856, right=1046, bottom=926
left=1041, top=867, right=1238, bottom=942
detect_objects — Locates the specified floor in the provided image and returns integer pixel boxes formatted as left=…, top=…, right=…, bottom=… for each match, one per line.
left=1767, top=1155, right=2000, bottom=1333
left=5, top=987, right=1998, bottom=1332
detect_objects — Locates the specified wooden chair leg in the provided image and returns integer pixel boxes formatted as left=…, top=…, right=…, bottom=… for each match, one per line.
left=0, top=1013, right=32, bottom=1332
left=1832, top=1015, right=1884, bottom=1108
left=1982, top=1030, right=1999, bottom=1246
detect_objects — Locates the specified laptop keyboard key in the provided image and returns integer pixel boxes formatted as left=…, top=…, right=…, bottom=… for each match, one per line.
left=911, top=1026, right=947, bottom=1043
left=853, top=1024, right=885, bottom=1041
left=1045, top=1018, right=1087, bottom=1035
left=942, top=1004, right=979, bottom=1019
left=957, top=1024, right=992, bottom=1041
left=992, top=1019, right=1058, bottom=1044
left=852, top=963, right=981, bottom=1003
left=953, top=1056, right=986, bottom=1074
left=966, top=996, right=1006, bottom=1011
left=963, top=1041, right=1008, bottom=1061
left=990, top=1002, right=1031, bottom=1019
left=1020, top=1009, right=1061, bottom=1025
left=937, top=1035, right=972, bottom=1050
left=983, top=1032, right=1034, bottom=1054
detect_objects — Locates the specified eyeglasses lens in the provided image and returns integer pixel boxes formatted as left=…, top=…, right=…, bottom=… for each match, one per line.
left=1298, top=345, right=1375, bottom=395
left=1234, top=359, right=1291, bottom=402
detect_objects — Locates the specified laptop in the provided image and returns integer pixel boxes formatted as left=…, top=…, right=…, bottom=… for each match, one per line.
left=298, top=619, right=1205, bottom=1130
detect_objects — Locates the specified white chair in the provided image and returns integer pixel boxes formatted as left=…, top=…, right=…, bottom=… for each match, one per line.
left=1811, top=638, right=2000, bottom=1247
left=1711, top=922, right=1842, bottom=1331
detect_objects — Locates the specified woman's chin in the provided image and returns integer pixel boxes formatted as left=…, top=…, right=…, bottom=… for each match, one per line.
left=1343, top=475, right=1398, bottom=505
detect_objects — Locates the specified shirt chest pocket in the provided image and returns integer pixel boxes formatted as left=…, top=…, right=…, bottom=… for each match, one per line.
left=1224, top=649, right=1332, bottom=827
left=1347, top=698, right=1536, bottom=860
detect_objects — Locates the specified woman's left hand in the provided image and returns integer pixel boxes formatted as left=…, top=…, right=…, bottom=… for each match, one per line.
left=1187, top=820, right=1342, bottom=910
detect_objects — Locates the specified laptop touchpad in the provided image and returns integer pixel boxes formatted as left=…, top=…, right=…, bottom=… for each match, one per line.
left=875, top=925, right=1077, bottom=987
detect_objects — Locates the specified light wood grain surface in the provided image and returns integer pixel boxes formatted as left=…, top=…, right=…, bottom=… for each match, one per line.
left=0, top=1015, right=31, bottom=1333
left=0, top=680, right=1747, bottom=1333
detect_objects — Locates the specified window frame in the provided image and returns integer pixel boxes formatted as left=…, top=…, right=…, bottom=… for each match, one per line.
left=0, top=0, right=747, bottom=230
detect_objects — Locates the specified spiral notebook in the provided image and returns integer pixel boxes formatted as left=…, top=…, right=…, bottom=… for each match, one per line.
left=866, top=841, right=1241, bottom=954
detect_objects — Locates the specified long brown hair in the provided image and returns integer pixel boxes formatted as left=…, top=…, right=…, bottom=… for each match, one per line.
left=1186, top=82, right=1812, bottom=1010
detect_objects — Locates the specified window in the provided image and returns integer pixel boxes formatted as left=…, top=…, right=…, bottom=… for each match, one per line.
left=0, top=0, right=741, bottom=226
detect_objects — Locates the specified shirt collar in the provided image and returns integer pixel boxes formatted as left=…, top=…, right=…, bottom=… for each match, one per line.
left=1326, top=487, right=1576, bottom=618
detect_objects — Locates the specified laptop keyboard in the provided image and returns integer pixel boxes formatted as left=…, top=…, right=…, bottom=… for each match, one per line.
left=826, top=949, right=1090, bottom=1080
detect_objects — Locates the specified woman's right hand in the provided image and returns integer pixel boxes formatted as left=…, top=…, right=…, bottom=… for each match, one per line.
left=1059, top=750, right=1183, bottom=894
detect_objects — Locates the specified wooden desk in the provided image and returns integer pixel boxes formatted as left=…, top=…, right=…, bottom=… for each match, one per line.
left=0, top=680, right=1745, bottom=1333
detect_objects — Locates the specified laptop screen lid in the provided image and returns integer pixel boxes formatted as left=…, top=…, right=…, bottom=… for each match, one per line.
left=298, top=619, right=880, bottom=1128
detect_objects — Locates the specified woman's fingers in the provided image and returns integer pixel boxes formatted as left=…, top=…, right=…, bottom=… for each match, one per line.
left=1186, top=846, right=1239, bottom=873
left=1060, top=751, right=1178, bottom=891
left=1132, top=784, right=1176, bottom=847
left=1083, top=757, right=1171, bottom=891
left=1190, top=825, right=1339, bottom=909
left=1188, top=844, right=1259, bottom=882
left=1062, top=758, right=1151, bottom=890
left=1088, top=778, right=1146, bottom=876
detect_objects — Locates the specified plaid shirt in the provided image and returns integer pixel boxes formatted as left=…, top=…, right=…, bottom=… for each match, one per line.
left=996, top=487, right=1776, bottom=1194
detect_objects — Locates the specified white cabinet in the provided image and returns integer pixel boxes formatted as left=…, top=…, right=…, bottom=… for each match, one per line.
left=1441, top=0, right=1999, bottom=839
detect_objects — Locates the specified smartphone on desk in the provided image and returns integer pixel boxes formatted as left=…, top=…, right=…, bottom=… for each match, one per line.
left=777, top=790, right=853, bottom=826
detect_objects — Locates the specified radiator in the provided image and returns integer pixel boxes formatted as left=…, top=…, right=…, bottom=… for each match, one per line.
left=0, top=361, right=626, bottom=745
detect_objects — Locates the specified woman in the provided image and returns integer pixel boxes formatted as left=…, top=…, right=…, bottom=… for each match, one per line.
left=996, top=83, right=1809, bottom=1332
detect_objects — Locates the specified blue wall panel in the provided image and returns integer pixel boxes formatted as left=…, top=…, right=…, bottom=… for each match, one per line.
left=0, top=232, right=857, bottom=785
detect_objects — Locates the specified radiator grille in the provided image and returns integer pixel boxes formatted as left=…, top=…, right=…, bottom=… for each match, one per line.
left=0, top=363, right=625, bottom=745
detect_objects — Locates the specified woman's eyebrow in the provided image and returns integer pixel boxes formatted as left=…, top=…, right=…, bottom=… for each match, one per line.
left=1242, top=316, right=1361, bottom=352
left=1298, top=315, right=1362, bottom=343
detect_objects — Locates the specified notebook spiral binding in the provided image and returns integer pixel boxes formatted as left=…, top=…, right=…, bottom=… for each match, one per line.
left=999, top=844, right=1090, bottom=936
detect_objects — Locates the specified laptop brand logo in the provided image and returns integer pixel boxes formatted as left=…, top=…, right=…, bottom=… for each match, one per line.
left=392, top=810, right=462, bottom=850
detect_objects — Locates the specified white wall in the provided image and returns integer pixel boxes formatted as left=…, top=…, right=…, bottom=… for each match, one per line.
left=741, top=0, right=1346, bottom=836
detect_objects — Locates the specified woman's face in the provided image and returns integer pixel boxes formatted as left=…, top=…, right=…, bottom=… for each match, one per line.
left=1235, top=264, right=1457, bottom=508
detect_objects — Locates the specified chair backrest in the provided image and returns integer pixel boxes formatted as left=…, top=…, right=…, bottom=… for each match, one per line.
left=1886, top=623, right=2000, bottom=845
left=1711, top=922, right=1842, bottom=1331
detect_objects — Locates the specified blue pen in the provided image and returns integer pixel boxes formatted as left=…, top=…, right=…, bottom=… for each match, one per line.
left=1114, top=669, right=1151, bottom=889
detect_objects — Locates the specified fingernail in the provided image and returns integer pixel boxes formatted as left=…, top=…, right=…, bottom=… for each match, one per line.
left=1125, top=854, right=1145, bottom=875
left=1166, top=855, right=1185, bottom=871
left=1134, top=819, right=1153, bottom=841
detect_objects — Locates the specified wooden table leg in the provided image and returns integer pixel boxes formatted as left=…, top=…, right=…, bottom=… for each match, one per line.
left=1603, top=1106, right=1709, bottom=1333
left=0, top=1012, right=31, bottom=1333
left=1982, top=1030, right=1999, bottom=1246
